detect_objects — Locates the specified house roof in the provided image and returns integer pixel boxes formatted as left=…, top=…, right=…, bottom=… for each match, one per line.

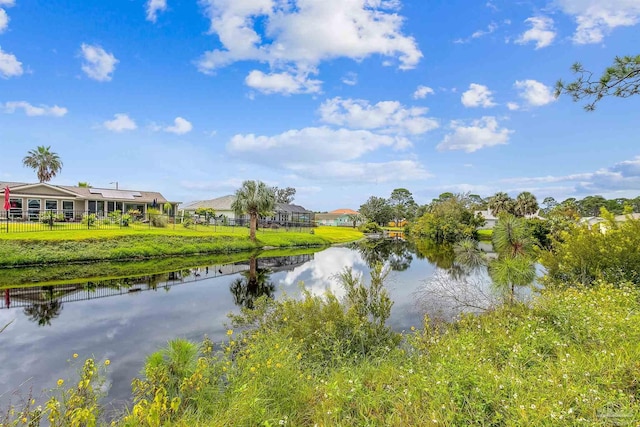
left=181, top=195, right=236, bottom=211
left=615, top=213, right=640, bottom=222
left=0, top=181, right=176, bottom=204
left=329, top=208, right=359, bottom=215
left=316, top=213, right=351, bottom=221
left=276, top=203, right=312, bottom=214
left=181, top=196, right=312, bottom=214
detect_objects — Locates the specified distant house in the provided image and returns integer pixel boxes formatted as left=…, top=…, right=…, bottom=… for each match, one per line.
left=315, top=209, right=362, bottom=227
left=180, top=195, right=314, bottom=226
left=475, top=209, right=545, bottom=229
left=476, top=209, right=498, bottom=230
left=615, top=213, right=640, bottom=222
left=0, top=181, right=179, bottom=220
left=388, top=220, right=407, bottom=228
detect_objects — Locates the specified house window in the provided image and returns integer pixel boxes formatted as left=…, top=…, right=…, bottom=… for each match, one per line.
left=62, top=201, right=74, bottom=219
left=45, top=200, right=58, bottom=211
left=88, top=200, right=105, bottom=215
left=9, top=198, right=22, bottom=218
left=28, top=199, right=41, bottom=220
left=107, top=201, right=123, bottom=213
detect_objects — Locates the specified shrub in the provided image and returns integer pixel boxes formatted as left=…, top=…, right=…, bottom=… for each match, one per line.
left=148, top=208, right=167, bottom=228
left=39, top=212, right=64, bottom=224
left=359, top=222, right=382, bottom=233
left=81, top=213, right=97, bottom=227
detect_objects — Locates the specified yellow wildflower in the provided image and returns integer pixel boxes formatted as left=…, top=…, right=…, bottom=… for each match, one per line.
left=73, top=353, right=78, bottom=358
left=57, top=379, right=64, bottom=387
left=227, top=329, right=233, bottom=336
left=104, top=359, right=111, bottom=366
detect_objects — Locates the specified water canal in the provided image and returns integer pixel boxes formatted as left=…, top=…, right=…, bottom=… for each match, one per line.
left=0, top=238, right=518, bottom=413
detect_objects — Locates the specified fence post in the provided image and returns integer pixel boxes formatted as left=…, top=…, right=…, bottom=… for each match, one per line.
left=88, top=212, right=90, bottom=230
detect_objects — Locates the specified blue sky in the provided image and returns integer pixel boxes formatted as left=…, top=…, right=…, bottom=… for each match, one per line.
left=1, top=0, right=639, bottom=210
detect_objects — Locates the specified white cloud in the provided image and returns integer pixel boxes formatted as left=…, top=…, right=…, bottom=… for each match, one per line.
left=461, top=83, right=496, bottom=108
left=0, top=46, right=22, bottom=78
left=196, top=0, right=422, bottom=89
left=507, top=102, right=520, bottom=111
left=341, top=72, right=358, bottom=86
left=516, top=16, right=556, bottom=49
left=319, top=97, right=439, bottom=135
left=500, top=156, right=640, bottom=196
left=245, top=70, right=322, bottom=95
left=103, top=114, right=137, bottom=132
left=454, top=22, right=498, bottom=43
left=164, top=117, right=193, bottom=134
left=80, top=43, right=118, bottom=82
left=146, top=0, right=167, bottom=22
left=555, top=0, right=640, bottom=44
left=2, top=101, right=68, bottom=117
left=228, top=127, right=411, bottom=164
left=437, top=116, right=513, bottom=153
left=0, top=9, right=8, bottom=33
left=413, top=85, right=435, bottom=99
left=0, top=1, right=15, bottom=6
left=514, top=79, right=555, bottom=107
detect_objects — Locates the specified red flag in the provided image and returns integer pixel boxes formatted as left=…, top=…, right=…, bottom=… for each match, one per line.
left=3, top=186, right=10, bottom=211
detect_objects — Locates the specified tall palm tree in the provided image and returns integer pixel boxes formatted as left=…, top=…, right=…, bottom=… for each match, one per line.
left=514, top=192, right=539, bottom=217
left=488, top=192, right=515, bottom=216
left=22, top=146, right=63, bottom=183
left=231, top=180, right=276, bottom=242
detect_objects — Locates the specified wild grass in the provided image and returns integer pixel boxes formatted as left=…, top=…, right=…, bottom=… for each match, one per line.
left=0, top=227, right=363, bottom=267
left=4, top=278, right=640, bottom=425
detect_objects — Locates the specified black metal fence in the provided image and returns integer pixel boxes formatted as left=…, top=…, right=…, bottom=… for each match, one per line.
left=1, top=210, right=315, bottom=234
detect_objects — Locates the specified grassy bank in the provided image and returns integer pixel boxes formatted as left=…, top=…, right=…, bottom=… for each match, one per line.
left=0, top=226, right=363, bottom=267
left=0, top=247, right=324, bottom=288
left=9, top=283, right=640, bottom=426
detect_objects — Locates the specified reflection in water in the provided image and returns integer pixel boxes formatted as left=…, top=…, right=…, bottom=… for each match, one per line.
left=24, top=299, right=63, bottom=327
left=230, top=256, right=275, bottom=309
left=353, top=237, right=414, bottom=271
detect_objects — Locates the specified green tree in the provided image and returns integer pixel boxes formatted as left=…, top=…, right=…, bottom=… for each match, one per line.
left=490, top=214, right=536, bottom=303
left=577, top=195, right=607, bottom=217
left=77, top=182, right=91, bottom=188
left=488, top=192, right=515, bottom=216
left=542, top=196, right=557, bottom=214
left=410, top=194, right=485, bottom=243
left=541, top=208, right=640, bottom=287
left=194, top=207, right=216, bottom=223
left=22, top=145, right=63, bottom=183
left=555, top=54, right=640, bottom=111
left=388, top=188, right=417, bottom=224
left=232, top=180, right=276, bottom=242
left=359, top=196, right=393, bottom=226
left=514, top=191, right=539, bottom=217
left=273, top=186, right=296, bottom=204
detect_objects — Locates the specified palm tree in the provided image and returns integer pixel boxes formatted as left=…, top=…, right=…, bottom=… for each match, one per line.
left=231, top=180, right=276, bottom=242
left=492, top=214, right=534, bottom=258
left=490, top=214, right=536, bottom=303
left=22, top=146, right=63, bottom=183
left=514, top=192, right=539, bottom=217
left=488, top=192, right=515, bottom=216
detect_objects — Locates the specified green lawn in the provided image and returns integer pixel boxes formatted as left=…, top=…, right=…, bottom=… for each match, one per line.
left=477, top=229, right=493, bottom=240
left=0, top=226, right=363, bottom=267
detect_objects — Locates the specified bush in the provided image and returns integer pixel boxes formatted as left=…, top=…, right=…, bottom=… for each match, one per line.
left=39, top=212, right=64, bottom=224
left=148, top=208, right=167, bottom=228
left=359, top=222, right=382, bottom=233
left=81, top=213, right=97, bottom=227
